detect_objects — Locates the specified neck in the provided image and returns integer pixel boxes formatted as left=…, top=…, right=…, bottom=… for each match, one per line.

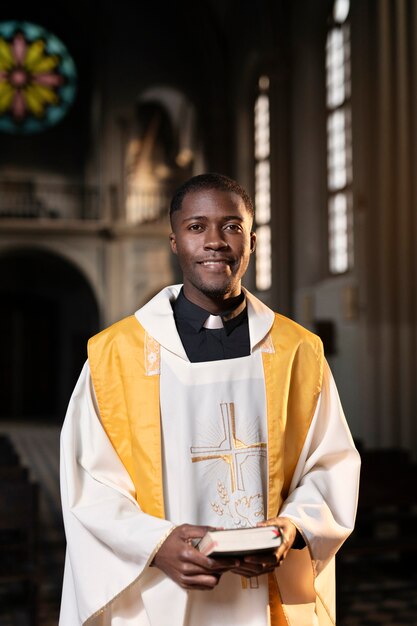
left=182, top=286, right=243, bottom=315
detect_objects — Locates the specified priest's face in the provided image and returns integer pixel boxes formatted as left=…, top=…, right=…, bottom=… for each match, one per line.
left=169, top=188, right=256, bottom=311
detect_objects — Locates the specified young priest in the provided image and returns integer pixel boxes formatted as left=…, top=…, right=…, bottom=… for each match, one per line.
left=60, top=173, right=360, bottom=626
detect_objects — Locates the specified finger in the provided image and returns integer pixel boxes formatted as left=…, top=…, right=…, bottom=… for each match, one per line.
left=179, top=573, right=221, bottom=590
left=179, top=562, right=219, bottom=577
left=181, top=552, right=243, bottom=577
left=242, top=550, right=289, bottom=572
left=206, top=558, right=241, bottom=572
left=179, top=537, right=241, bottom=571
left=206, top=556, right=241, bottom=570
left=179, top=524, right=212, bottom=540
left=178, top=545, right=239, bottom=574
left=256, top=519, right=281, bottom=528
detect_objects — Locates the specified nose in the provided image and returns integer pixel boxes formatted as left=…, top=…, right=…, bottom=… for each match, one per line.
left=203, top=225, right=229, bottom=250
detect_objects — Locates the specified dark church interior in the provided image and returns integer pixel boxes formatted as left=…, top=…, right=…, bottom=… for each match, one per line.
left=1, top=0, right=417, bottom=623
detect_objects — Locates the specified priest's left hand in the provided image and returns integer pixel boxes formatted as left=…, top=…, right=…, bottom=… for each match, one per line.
left=230, top=517, right=297, bottom=578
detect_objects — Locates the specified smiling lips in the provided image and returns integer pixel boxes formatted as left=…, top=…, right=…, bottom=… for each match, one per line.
left=198, top=259, right=233, bottom=270
left=198, top=258, right=233, bottom=265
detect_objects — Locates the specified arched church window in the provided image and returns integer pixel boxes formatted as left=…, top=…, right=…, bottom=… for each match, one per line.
left=0, top=21, right=77, bottom=134
left=326, top=0, right=353, bottom=274
left=254, top=75, right=271, bottom=291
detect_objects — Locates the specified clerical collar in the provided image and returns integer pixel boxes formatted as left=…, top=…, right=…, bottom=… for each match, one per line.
left=172, top=289, right=247, bottom=336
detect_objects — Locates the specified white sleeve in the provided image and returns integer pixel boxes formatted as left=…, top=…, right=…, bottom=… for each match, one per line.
left=279, top=359, right=360, bottom=573
left=60, top=361, right=174, bottom=625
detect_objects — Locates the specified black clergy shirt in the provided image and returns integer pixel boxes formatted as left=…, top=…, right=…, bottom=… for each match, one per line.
left=171, top=289, right=250, bottom=362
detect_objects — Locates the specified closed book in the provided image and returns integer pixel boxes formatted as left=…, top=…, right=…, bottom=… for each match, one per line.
left=197, top=526, right=282, bottom=556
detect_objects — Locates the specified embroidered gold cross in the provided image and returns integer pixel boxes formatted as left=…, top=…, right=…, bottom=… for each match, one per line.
left=190, top=402, right=267, bottom=493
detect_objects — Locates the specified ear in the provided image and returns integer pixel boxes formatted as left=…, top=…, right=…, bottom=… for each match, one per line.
left=169, top=232, right=178, bottom=254
left=250, top=231, right=256, bottom=253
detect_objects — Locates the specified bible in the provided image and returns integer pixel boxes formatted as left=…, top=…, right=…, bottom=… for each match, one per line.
left=197, top=526, right=282, bottom=556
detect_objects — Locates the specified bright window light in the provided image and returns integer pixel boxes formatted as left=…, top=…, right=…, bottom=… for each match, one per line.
left=326, top=2, right=353, bottom=275
left=254, top=76, right=272, bottom=290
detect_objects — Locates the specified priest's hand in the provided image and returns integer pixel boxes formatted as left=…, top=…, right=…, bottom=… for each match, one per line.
left=152, top=524, right=240, bottom=591
left=229, top=517, right=298, bottom=578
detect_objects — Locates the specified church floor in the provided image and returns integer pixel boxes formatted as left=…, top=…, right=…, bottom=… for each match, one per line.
left=0, top=423, right=416, bottom=626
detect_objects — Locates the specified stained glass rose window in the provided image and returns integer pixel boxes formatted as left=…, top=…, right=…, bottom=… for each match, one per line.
left=0, top=21, right=77, bottom=134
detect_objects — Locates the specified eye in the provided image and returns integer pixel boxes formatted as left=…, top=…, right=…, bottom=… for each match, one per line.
left=224, top=223, right=242, bottom=232
left=188, top=223, right=204, bottom=232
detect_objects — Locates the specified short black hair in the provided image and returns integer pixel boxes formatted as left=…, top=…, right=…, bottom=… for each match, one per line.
left=169, top=173, right=254, bottom=222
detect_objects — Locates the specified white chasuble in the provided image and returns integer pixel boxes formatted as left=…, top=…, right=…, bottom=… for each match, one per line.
left=60, top=285, right=360, bottom=626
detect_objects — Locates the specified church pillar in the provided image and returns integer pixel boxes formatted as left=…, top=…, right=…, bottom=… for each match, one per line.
left=364, top=0, right=417, bottom=454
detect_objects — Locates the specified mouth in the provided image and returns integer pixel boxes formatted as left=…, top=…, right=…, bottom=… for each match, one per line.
left=199, top=261, right=228, bottom=266
left=197, top=259, right=233, bottom=272
left=197, top=258, right=234, bottom=267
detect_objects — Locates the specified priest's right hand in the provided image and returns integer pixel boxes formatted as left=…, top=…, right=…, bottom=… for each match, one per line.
left=152, top=524, right=240, bottom=591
